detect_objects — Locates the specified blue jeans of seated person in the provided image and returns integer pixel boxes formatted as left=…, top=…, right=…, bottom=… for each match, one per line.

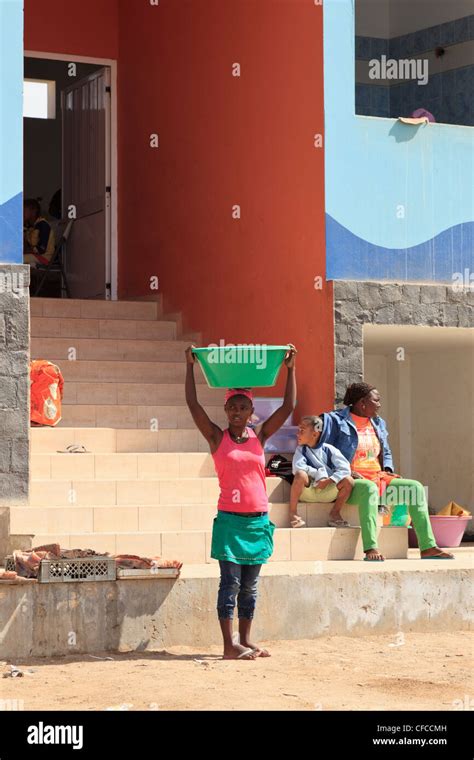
left=217, top=561, right=262, bottom=620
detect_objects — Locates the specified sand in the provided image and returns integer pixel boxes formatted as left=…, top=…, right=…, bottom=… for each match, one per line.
left=0, top=631, right=472, bottom=712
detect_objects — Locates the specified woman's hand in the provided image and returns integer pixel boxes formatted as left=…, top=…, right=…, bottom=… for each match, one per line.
left=284, top=344, right=297, bottom=368
left=351, top=471, right=363, bottom=479
left=185, top=345, right=196, bottom=365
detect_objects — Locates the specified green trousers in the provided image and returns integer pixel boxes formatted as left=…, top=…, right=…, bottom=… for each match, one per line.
left=347, top=478, right=436, bottom=552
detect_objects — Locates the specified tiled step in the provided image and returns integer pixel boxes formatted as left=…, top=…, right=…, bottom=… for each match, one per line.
left=31, top=427, right=293, bottom=455
left=29, top=477, right=291, bottom=506
left=30, top=452, right=292, bottom=479
left=31, top=316, right=177, bottom=341
left=55, top=404, right=226, bottom=428
left=30, top=450, right=316, bottom=485
left=31, top=427, right=210, bottom=453
left=42, top=360, right=208, bottom=384
left=61, top=382, right=223, bottom=406
left=13, top=526, right=407, bottom=563
left=30, top=297, right=162, bottom=321
left=31, top=337, right=191, bottom=362
left=10, top=502, right=381, bottom=536
left=31, top=452, right=217, bottom=479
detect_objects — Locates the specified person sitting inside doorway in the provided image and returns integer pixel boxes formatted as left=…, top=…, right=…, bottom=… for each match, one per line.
left=317, top=382, right=454, bottom=561
left=289, top=415, right=354, bottom=529
left=23, top=198, right=55, bottom=268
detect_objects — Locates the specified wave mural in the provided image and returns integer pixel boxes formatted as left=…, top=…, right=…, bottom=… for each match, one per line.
left=0, top=193, right=23, bottom=264
left=326, top=214, right=474, bottom=282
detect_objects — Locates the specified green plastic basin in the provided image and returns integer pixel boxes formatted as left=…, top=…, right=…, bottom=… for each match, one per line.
left=193, top=345, right=289, bottom=388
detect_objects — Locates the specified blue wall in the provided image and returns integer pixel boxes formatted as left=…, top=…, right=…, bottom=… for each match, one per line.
left=324, top=0, right=474, bottom=282
left=0, top=0, right=23, bottom=264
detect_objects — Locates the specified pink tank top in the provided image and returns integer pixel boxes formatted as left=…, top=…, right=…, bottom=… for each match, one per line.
left=212, top=428, right=268, bottom=513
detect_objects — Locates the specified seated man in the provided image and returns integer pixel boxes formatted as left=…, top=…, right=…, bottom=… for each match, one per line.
left=289, top=415, right=354, bottom=528
left=23, top=198, right=55, bottom=268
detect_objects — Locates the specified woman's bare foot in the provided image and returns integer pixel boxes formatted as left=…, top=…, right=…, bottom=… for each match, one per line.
left=223, top=643, right=259, bottom=660
left=241, top=640, right=271, bottom=657
left=364, top=547, right=385, bottom=561
left=420, top=546, right=455, bottom=559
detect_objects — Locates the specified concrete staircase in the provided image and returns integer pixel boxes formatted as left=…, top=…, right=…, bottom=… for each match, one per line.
left=11, top=297, right=408, bottom=563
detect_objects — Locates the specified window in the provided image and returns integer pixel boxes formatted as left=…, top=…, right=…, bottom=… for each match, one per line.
left=23, top=79, right=56, bottom=119
left=355, top=1, right=474, bottom=127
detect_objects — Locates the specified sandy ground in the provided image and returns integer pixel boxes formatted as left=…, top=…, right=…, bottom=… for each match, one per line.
left=0, top=631, right=472, bottom=711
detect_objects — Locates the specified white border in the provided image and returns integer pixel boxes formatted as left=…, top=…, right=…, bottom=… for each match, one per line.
left=25, top=50, right=118, bottom=300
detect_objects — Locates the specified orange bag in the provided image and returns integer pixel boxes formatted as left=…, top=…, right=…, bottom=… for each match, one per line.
left=30, top=360, right=64, bottom=426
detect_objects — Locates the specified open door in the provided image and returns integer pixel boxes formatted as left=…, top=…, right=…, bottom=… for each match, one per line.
left=61, top=67, right=111, bottom=299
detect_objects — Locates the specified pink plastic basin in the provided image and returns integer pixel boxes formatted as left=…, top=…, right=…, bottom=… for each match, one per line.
left=408, top=515, right=470, bottom=548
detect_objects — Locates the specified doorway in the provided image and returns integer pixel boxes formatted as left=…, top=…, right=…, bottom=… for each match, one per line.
left=24, top=53, right=117, bottom=299
left=364, top=324, right=474, bottom=521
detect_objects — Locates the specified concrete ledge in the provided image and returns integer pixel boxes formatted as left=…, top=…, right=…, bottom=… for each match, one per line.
left=0, top=552, right=471, bottom=659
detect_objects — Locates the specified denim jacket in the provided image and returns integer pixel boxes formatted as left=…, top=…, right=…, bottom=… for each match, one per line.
left=292, top=442, right=351, bottom=484
left=318, top=406, right=394, bottom=472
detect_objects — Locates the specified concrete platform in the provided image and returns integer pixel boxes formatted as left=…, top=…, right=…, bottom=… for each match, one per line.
left=0, top=548, right=471, bottom=660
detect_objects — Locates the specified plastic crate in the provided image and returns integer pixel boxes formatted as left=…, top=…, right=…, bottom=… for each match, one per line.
left=39, top=556, right=116, bottom=583
left=4, top=555, right=116, bottom=582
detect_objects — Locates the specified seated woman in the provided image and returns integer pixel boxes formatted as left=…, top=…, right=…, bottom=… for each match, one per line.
left=318, top=382, right=454, bottom=561
left=289, top=415, right=354, bottom=528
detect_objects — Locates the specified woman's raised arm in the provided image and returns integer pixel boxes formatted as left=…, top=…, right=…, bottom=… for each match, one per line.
left=185, top=346, right=222, bottom=449
left=257, top=345, right=297, bottom=445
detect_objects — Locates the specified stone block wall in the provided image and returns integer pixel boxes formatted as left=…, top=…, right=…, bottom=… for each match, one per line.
left=0, top=265, right=30, bottom=505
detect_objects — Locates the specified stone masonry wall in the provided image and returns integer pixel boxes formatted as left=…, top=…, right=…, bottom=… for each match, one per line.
left=0, top=265, right=30, bottom=505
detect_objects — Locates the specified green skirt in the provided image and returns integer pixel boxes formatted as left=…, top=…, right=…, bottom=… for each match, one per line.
left=211, top=510, right=275, bottom=565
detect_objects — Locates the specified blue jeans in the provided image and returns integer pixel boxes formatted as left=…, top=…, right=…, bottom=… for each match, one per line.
left=217, top=560, right=262, bottom=620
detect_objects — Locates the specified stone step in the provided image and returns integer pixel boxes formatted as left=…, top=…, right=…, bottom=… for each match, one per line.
left=61, top=381, right=223, bottom=406
left=9, top=503, right=380, bottom=535
left=41, top=360, right=208, bottom=384
left=11, top=525, right=407, bottom=563
left=30, top=297, right=162, bottom=321
left=30, top=427, right=210, bottom=453
left=31, top=337, right=192, bottom=362
left=54, top=404, right=226, bottom=428
left=31, top=316, right=177, bottom=341
left=29, top=477, right=291, bottom=506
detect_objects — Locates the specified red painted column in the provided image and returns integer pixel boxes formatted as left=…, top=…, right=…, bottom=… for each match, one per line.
left=117, top=0, right=333, bottom=415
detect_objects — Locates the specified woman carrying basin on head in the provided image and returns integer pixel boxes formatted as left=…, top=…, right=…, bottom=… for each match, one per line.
left=185, top=344, right=297, bottom=659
